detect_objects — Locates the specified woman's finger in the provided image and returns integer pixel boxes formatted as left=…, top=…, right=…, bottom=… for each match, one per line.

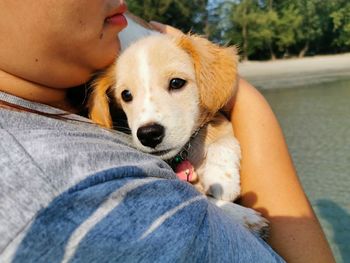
left=149, top=21, right=184, bottom=36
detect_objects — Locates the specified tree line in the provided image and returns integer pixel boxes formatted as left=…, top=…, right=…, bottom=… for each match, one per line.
left=127, top=0, right=350, bottom=60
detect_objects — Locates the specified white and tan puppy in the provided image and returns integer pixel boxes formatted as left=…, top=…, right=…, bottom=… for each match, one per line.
left=89, top=16, right=268, bottom=237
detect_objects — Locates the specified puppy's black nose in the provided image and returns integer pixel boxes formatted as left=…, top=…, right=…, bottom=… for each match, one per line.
left=137, top=123, right=165, bottom=148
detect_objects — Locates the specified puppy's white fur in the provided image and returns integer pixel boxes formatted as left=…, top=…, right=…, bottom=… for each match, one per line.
left=89, top=15, right=268, bottom=237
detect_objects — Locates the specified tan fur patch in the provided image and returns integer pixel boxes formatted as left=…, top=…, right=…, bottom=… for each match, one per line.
left=88, top=64, right=116, bottom=129
left=176, top=35, right=238, bottom=123
left=225, top=172, right=232, bottom=179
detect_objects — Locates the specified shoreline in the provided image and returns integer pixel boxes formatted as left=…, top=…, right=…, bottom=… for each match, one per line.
left=238, top=53, right=350, bottom=89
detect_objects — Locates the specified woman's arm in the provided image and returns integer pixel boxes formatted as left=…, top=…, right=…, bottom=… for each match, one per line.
left=230, top=78, right=335, bottom=262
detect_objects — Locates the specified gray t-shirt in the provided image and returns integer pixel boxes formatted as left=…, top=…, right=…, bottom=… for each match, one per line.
left=0, top=91, right=284, bottom=263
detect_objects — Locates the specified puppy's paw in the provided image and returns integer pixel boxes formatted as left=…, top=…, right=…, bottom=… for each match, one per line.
left=242, top=208, right=269, bottom=240
left=208, top=198, right=269, bottom=240
left=205, top=182, right=239, bottom=202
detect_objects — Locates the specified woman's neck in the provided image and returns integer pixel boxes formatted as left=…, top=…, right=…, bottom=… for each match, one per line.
left=0, top=69, right=72, bottom=111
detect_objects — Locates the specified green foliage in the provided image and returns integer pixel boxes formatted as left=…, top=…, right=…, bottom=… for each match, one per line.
left=127, top=0, right=208, bottom=34
left=331, top=2, right=350, bottom=48
left=274, top=4, right=302, bottom=53
left=126, top=0, right=350, bottom=60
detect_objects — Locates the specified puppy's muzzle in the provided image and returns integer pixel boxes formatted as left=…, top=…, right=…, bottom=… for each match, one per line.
left=137, top=123, right=165, bottom=148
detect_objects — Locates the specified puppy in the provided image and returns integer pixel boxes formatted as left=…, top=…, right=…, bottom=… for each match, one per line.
left=89, top=16, right=268, bottom=237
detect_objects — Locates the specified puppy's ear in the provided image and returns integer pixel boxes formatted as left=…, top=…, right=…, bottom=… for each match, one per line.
left=88, top=65, right=116, bottom=129
left=177, top=35, right=238, bottom=115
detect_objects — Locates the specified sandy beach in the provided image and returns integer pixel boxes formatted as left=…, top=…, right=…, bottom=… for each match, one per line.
left=239, top=53, right=350, bottom=89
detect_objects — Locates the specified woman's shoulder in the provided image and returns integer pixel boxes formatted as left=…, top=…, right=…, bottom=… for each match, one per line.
left=0, top=91, right=175, bottom=184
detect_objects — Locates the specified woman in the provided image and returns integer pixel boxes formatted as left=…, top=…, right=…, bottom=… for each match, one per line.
left=0, top=0, right=333, bottom=262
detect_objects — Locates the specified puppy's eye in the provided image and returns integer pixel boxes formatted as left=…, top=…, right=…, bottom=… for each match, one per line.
left=169, top=78, right=187, bottom=90
left=121, top=90, right=133, bottom=102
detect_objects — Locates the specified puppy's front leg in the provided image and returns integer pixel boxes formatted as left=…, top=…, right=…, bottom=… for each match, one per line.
left=188, top=114, right=269, bottom=238
left=204, top=113, right=241, bottom=201
left=189, top=113, right=241, bottom=201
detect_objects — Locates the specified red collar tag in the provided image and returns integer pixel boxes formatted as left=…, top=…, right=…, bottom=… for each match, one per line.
left=175, top=160, right=196, bottom=182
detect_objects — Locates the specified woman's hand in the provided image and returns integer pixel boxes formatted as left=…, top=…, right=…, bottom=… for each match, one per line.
left=149, top=21, right=184, bottom=36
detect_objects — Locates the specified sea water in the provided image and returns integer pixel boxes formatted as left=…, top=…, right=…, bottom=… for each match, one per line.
left=261, top=78, right=350, bottom=263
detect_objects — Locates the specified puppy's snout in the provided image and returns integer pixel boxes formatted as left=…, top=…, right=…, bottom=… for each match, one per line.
left=137, top=123, right=165, bottom=148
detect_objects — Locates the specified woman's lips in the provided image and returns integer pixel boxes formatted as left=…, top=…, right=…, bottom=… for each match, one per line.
left=105, top=13, right=128, bottom=27
left=105, top=3, right=128, bottom=27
